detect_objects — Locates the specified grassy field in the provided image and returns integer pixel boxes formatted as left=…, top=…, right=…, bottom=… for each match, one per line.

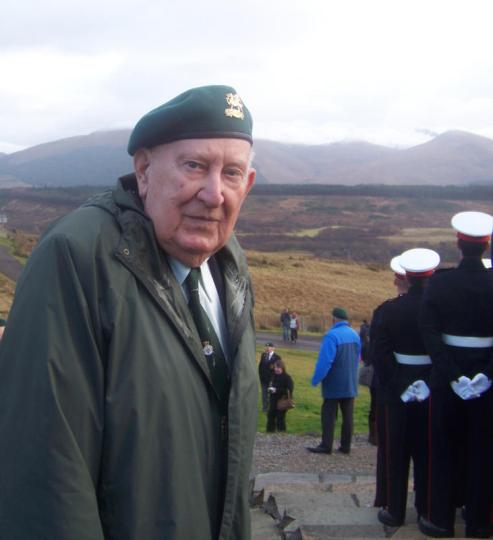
left=255, top=344, right=370, bottom=436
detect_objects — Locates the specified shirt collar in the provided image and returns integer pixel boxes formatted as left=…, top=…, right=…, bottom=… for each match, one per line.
left=168, top=256, right=212, bottom=301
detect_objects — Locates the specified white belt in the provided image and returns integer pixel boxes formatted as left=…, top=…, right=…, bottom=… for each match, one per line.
left=442, top=334, right=493, bottom=348
left=393, top=352, right=432, bottom=365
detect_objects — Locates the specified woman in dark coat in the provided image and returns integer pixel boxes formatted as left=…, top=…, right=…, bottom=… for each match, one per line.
left=266, top=359, right=294, bottom=432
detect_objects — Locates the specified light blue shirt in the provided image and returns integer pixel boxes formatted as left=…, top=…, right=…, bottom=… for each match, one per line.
left=168, top=257, right=230, bottom=360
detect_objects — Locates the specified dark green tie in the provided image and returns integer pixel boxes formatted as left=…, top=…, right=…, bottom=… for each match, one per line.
left=185, top=268, right=230, bottom=408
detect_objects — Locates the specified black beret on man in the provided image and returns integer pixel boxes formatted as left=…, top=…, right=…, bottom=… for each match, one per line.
left=127, top=84, right=253, bottom=155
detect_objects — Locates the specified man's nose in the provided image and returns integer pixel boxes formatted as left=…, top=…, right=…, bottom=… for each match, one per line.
left=198, top=170, right=224, bottom=207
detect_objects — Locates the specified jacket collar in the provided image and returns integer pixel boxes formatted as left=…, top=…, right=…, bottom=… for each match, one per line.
left=331, top=320, right=349, bottom=330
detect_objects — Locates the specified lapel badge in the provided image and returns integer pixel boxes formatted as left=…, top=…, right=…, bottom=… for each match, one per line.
left=224, top=93, right=245, bottom=120
left=202, top=341, right=214, bottom=356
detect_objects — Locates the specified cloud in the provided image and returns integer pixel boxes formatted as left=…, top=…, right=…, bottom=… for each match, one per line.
left=2, top=0, right=493, bottom=151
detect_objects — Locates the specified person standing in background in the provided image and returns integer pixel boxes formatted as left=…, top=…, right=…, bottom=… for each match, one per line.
left=259, top=342, right=281, bottom=412
left=266, top=359, right=294, bottom=432
left=280, top=308, right=291, bottom=342
left=308, top=307, right=361, bottom=455
left=290, top=312, right=299, bottom=344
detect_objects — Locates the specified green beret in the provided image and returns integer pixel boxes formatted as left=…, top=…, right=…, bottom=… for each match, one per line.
left=332, top=307, right=348, bottom=320
left=127, top=85, right=253, bottom=155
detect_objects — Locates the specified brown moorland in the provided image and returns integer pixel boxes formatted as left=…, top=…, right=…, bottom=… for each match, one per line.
left=248, top=250, right=396, bottom=331
left=0, top=185, right=491, bottom=324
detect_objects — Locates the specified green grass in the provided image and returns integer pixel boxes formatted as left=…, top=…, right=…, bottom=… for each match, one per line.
left=256, top=345, right=370, bottom=436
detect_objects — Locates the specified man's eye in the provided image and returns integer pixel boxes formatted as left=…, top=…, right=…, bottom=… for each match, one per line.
left=185, top=161, right=203, bottom=170
left=224, top=168, right=242, bottom=178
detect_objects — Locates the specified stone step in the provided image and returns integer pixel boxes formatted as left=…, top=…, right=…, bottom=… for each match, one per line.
left=250, top=472, right=466, bottom=539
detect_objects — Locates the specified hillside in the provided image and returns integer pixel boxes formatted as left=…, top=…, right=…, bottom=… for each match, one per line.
left=0, top=247, right=398, bottom=329
left=1, top=130, right=493, bottom=187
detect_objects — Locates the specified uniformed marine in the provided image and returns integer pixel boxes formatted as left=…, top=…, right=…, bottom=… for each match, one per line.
left=419, top=211, right=493, bottom=539
left=373, top=248, right=440, bottom=527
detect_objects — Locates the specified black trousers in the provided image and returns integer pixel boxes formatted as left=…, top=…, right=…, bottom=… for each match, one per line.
left=321, top=397, right=354, bottom=452
left=377, top=400, right=429, bottom=522
left=368, top=385, right=378, bottom=444
left=427, top=386, right=493, bottom=533
left=267, top=409, right=287, bottom=432
left=374, top=397, right=387, bottom=508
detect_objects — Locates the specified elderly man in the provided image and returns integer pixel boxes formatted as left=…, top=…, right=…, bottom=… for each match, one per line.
left=308, top=307, right=361, bottom=455
left=0, top=86, right=257, bottom=540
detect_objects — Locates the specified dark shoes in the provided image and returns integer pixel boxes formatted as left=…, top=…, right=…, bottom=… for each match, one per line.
left=307, top=445, right=332, bottom=454
left=418, top=516, right=454, bottom=538
left=336, top=447, right=350, bottom=455
left=377, top=509, right=403, bottom=528
left=465, top=526, right=493, bottom=538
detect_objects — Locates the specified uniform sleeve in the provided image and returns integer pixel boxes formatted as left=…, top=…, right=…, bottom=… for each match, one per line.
left=0, top=234, right=106, bottom=539
left=366, top=307, right=382, bottom=368
left=371, top=308, right=398, bottom=391
left=311, top=333, right=337, bottom=386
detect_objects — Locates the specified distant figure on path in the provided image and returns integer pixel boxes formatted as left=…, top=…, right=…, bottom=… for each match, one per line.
left=259, top=342, right=281, bottom=412
left=266, top=359, right=294, bottom=432
left=290, top=312, right=299, bottom=344
left=280, top=307, right=291, bottom=342
left=308, top=307, right=361, bottom=455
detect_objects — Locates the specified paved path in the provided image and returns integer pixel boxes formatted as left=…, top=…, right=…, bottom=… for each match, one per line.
left=256, top=331, right=321, bottom=352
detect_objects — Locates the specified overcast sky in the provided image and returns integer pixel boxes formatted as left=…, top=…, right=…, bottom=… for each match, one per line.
left=2, top=0, right=493, bottom=153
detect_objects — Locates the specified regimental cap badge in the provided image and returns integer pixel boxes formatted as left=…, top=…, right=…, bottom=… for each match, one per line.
left=224, top=93, right=245, bottom=120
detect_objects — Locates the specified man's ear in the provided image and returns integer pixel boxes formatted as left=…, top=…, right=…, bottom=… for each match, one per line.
left=133, top=148, right=152, bottom=200
left=245, top=168, right=256, bottom=195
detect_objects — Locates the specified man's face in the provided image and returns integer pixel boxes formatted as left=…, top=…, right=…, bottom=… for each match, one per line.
left=134, top=138, right=255, bottom=267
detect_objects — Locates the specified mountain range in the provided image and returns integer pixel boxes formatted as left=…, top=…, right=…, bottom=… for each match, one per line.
left=1, top=129, right=493, bottom=187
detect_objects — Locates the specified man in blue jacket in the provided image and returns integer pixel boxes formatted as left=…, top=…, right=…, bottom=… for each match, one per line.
left=308, top=307, right=361, bottom=454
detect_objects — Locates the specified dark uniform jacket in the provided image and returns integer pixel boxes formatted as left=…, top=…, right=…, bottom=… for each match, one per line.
left=0, top=176, right=258, bottom=540
left=258, top=351, right=280, bottom=385
left=373, top=285, right=431, bottom=403
left=420, top=258, right=493, bottom=387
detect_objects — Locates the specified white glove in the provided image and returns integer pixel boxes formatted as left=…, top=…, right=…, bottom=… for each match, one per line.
left=400, top=384, right=415, bottom=402
left=451, top=376, right=479, bottom=400
left=400, top=380, right=430, bottom=402
left=470, top=373, right=492, bottom=396
left=268, top=386, right=276, bottom=394
left=411, top=380, right=430, bottom=401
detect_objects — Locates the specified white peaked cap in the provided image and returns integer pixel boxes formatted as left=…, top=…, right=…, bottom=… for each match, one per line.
left=390, top=255, right=406, bottom=277
left=399, top=248, right=440, bottom=276
left=483, top=258, right=492, bottom=269
left=451, top=211, right=493, bottom=241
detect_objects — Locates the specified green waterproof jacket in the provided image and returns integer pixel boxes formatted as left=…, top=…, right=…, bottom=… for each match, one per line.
left=0, top=176, right=258, bottom=540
